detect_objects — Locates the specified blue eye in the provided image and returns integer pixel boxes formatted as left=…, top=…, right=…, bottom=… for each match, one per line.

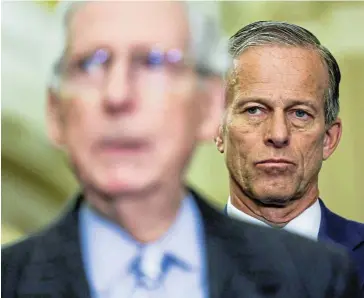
left=147, top=49, right=164, bottom=67
left=144, top=49, right=183, bottom=68
left=295, top=110, right=308, bottom=118
left=246, top=107, right=261, bottom=115
left=80, top=49, right=109, bottom=72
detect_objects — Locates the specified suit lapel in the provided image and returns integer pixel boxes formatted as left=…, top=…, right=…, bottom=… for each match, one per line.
left=192, top=189, right=282, bottom=297
left=318, top=199, right=363, bottom=251
left=192, top=189, right=305, bottom=298
left=190, top=189, right=235, bottom=298
left=55, top=196, right=91, bottom=298
left=18, top=195, right=90, bottom=298
left=318, top=199, right=364, bottom=289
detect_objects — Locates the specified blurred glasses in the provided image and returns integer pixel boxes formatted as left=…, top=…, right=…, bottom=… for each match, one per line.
left=53, top=46, right=204, bottom=93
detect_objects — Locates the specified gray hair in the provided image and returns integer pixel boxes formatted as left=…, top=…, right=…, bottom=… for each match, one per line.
left=47, top=1, right=230, bottom=89
left=228, top=21, right=341, bottom=125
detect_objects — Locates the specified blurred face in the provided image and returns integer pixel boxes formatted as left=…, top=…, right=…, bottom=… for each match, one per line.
left=217, top=46, right=341, bottom=205
left=47, top=2, right=222, bottom=197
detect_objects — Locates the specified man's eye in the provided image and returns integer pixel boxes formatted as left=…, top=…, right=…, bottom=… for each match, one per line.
left=146, top=50, right=164, bottom=67
left=78, top=49, right=110, bottom=73
left=246, top=107, right=262, bottom=115
left=294, top=109, right=309, bottom=118
left=137, top=49, right=184, bottom=70
left=134, top=50, right=165, bottom=69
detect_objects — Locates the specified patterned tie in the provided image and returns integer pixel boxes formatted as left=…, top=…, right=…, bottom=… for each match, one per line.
left=130, top=246, right=167, bottom=297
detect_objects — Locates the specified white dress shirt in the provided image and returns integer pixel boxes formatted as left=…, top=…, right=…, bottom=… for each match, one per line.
left=226, top=197, right=321, bottom=241
left=79, top=194, right=208, bottom=298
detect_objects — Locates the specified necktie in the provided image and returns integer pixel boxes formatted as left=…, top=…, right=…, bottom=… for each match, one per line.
left=131, top=246, right=167, bottom=297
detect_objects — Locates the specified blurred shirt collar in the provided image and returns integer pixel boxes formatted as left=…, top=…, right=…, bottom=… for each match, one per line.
left=79, top=193, right=204, bottom=294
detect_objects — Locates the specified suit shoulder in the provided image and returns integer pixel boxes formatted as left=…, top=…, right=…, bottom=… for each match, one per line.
left=228, top=220, right=361, bottom=298
left=345, top=217, right=364, bottom=237
left=1, top=225, right=54, bottom=280
left=281, top=230, right=350, bottom=264
left=2, top=233, right=40, bottom=272
left=223, top=216, right=358, bottom=276
left=333, top=210, right=364, bottom=232
left=322, top=202, right=364, bottom=238
left=2, top=234, right=40, bottom=297
left=281, top=228, right=362, bottom=291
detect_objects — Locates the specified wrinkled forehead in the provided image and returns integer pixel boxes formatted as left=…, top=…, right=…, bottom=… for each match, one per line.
left=67, top=1, right=190, bottom=55
left=226, top=46, right=328, bottom=106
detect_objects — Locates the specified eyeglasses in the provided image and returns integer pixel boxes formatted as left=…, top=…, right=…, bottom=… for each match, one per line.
left=53, top=46, right=205, bottom=91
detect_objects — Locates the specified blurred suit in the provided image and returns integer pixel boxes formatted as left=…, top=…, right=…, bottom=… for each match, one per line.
left=225, top=198, right=364, bottom=290
left=2, top=189, right=362, bottom=298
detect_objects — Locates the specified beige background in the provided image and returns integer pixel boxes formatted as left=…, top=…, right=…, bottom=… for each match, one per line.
left=2, top=1, right=363, bottom=245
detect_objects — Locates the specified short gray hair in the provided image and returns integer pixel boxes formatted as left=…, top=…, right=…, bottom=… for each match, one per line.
left=48, top=1, right=230, bottom=89
left=228, top=21, right=341, bottom=125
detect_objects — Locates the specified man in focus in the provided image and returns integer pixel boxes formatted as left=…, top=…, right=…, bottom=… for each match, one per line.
left=217, top=20, right=364, bottom=290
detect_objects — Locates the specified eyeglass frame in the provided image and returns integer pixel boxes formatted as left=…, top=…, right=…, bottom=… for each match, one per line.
left=50, top=46, right=212, bottom=91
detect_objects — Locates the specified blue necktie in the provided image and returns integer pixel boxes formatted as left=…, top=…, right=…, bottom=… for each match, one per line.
left=130, top=246, right=169, bottom=297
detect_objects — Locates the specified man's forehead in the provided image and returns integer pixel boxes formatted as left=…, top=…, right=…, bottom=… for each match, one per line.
left=226, top=47, right=328, bottom=108
left=67, top=1, right=190, bottom=53
left=233, top=46, right=327, bottom=78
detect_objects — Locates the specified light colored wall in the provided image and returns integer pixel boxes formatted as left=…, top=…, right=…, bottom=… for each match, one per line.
left=1, top=2, right=79, bottom=243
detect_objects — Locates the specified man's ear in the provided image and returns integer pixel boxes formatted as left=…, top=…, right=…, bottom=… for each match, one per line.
left=197, top=76, right=225, bottom=142
left=46, top=88, right=65, bottom=148
left=214, top=124, right=225, bottom=153
left=323, top=118, right=342, bottom=160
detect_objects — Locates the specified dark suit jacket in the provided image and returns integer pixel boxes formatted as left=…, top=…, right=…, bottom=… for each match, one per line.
left=318, top=199, right=364, bottom=290
left=2, top=190, right=362, bottom=298
left=224, top=198, right=364, bottom=292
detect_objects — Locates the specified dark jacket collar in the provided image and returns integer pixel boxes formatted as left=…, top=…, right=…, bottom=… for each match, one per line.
left=13, top=193, right=90, bottom=298
left=41, top=194, right=91, bottom=298
left=318, top=198, right=364, bottom=251
left=190, top=188, right=300, bottom=298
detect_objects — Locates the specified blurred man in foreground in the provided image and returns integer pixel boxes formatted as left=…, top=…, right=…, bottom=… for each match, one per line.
left=217, top=20, right=364, bottom=290
left=2, top=3, right=362, bottom=298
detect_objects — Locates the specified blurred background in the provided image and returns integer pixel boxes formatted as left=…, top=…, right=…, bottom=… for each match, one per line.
left=2, top=1, right=363, bottom=244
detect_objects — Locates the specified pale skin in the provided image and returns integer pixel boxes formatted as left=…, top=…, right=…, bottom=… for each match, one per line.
left=47, top=2, right=223, bottom=242
left=216, top=46, right=342, bottom=227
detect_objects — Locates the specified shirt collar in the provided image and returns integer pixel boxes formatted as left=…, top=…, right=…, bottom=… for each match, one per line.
left=79, top=194, right=203, bottom=293
left=158, top=194, right=203, bottom=271
left=226, top=197, right=321, bottom=240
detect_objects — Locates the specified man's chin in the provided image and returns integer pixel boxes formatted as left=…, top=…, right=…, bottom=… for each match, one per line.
left=250, top=187, right=297, bottom=207
left=257, top=197, right=293, bottom=206
left=93, top=177, right=156, bottom=198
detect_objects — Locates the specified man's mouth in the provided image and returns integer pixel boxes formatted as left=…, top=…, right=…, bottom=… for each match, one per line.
left=97, top=137, right=150, bottom=156
left=255, top=159, right=296, bottom=173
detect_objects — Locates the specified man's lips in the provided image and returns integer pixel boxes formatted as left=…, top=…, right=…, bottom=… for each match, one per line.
left=97, top=138, right=150, bottom=155
left=256, top=159, right=295, bottom=164
left=255, top=159, right=296, bottom=167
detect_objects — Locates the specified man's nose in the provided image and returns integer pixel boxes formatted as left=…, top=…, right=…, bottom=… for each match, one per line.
left=102, top=61, right=135, bottom=114
left=264, top=111, right=290, bottom=148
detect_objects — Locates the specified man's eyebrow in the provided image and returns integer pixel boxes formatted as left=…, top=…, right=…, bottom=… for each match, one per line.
left=232, top=97, right=320, bottom=112
left=67, top=44, right=111, bottom=59
left=232, top=97, right=271, bottom=109
left=285, top=100, right=319, bottom=112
